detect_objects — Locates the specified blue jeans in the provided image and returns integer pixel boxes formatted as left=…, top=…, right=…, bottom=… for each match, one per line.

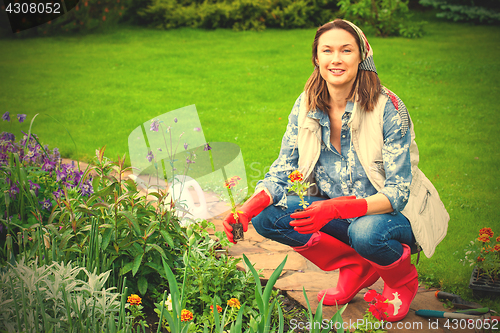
left=252, top=196, right=417, bottom=266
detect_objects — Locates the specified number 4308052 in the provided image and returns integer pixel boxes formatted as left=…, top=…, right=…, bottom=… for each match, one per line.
left=5, top=2, right=62, bottom=14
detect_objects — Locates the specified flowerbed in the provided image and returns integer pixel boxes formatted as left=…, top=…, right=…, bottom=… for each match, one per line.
left=0, top=113, right=353, bottom=332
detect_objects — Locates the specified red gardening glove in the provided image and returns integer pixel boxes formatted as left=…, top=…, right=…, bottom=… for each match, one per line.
left=223, top=190, right=271, bottom=244
left=290, top=196, right=367, bottom=234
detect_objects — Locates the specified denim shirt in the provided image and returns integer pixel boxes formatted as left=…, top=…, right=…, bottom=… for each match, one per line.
left=256, top=94, right=412, bottom=214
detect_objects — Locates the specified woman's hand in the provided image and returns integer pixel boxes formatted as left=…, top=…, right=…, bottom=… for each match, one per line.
left=223, top=190, right=271, bottom=244
left=290, top=196, right=367, bottom=234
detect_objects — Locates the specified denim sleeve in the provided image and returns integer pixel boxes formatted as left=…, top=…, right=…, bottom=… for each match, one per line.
left=255, top=94, right=303, bottom=208
left=379, top=98, right=412, bottom=213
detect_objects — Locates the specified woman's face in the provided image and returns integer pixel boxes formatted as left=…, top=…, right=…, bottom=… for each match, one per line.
left=315, top=28, right=361, bottom=93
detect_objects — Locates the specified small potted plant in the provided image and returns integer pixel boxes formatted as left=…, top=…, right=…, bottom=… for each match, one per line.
left=462, top=227, right=500, bottom=298
left=224, top=175, right=245, bottom=241
left=287, top=170, right=314, bottom=210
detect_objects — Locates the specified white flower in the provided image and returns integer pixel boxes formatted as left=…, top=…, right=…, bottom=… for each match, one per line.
left=165, top=294, right=173, bottom=311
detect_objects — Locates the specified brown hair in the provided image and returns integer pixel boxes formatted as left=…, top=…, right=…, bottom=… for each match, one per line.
left=304, top=19, right=381, bottom=113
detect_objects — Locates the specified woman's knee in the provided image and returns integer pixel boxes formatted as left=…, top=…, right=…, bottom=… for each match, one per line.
left=348, top=216, right=387, bottom=258
left=251, top=206, right=277, bottom=238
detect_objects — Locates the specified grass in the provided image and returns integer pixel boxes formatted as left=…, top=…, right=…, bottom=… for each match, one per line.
left=1, top=17, right=500, bottom=311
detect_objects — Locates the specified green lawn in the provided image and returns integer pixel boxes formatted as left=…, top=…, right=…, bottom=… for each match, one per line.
left=1, top=19, right=500, bottom=310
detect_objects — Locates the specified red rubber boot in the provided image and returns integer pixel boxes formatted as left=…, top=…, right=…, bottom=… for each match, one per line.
left=369, top=244, right=418, bottom=322
left=293, top=232, right=379, bottom=305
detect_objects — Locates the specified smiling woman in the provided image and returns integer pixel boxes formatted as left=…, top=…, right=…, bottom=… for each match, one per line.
left=224, top=18, right=450, bottom=323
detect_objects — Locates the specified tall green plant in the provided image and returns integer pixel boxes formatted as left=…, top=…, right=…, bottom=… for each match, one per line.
left=49, top=146, right=186, bottom=295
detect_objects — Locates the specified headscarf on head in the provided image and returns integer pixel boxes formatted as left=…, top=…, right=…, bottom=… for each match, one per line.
left=341, top=20, right=377, bottom=74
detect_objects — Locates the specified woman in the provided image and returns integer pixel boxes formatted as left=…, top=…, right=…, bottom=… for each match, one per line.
left=223, top=19, right=448, bottom=322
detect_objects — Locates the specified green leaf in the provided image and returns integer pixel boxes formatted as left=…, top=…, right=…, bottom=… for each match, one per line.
left=92, top=202, right=110, bottom=209
left=161, top=257, right=181, bottom=332
left=160, top=230, right=174, bottom=248
left=102, top=227, right=113, bottom=250
left=93, top=183, right=115, bottom=198
left=118, top=210, right=141, bottom=236
left=313, top=293, right=325, bottom=333
left=132, top=252, right=144, bottom=276
left=148, top=243, right=167, bottom=258
left=145, top=262, right=166, bottom=279
left=138, top=276, right=148, bottom=295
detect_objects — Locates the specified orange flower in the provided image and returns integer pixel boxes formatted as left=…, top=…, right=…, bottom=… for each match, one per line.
left=102, top=16, right=106, bottom=21
left=477, top=256, right=485, bottom=262
left=227, top=298, right=241, bottom=309
left=479, top=228, right=494, bottom=238
left=482, top=246, right=491, bottom=254
left=105, top=7, right=109, bottom=12
left=210, top=304, right=223, bottom=313
left=85, top=1, right=88, bottom=6
left=181, top=309, right=193, bottom=321
left=127, top=294, right=142, bottom=306
left=478, top=234, right=491, bottom=243
left=289, top=170, right=304, bottom=183
left=224, top=176, right=241, bottom=189
left=494, top=244, right=500, bottom=252
left=496, top=236, right=500, bottom=242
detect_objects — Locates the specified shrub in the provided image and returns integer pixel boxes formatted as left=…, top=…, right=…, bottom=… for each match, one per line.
left=338, top=0, right=425, bottom=37
left=267, top=0, right=339, bottom=29
left=419, top=0, right=500, bottom=24
left=136, top=0, right=339, bottom=31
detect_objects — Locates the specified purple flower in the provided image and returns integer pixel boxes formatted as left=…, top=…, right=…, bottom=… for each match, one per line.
left=150, top=119, right=160, bottom=132
left=193, top=127, right=201, bottom=132
left=56, top=168, right=67, bottom=182
left=17, top=114, right=26, bottom=123
left=2, top=112, right=10, bottom=122
left=23, top=148, right=37, bottom=163
left=42, top=158, right=56, bottom=172
left=9, top=185, right=19, bottom=199
left=147, top=150, right=154, bottom=162
left=186, top=157, right=195, bottom=164
left=184, top=142, right=188, bottom=150
left=204, top=143, right=211, bottom=151
left=40, top=199, right=52, bottom=211
left=52, top=147, right=60, bottom=161
left=29, top=180, right=40, bottom=196
left=53, top=188, right=63, bottom=199
left=1, top=132, right=15, bottom=142
left=79, top=181, right=93, bottom=197
left=174, top=117, right=178, bottom=123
